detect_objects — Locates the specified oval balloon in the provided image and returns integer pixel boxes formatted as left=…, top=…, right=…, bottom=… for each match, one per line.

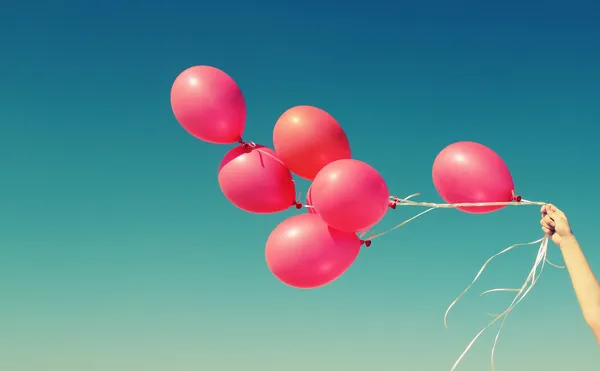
left=307, top=187, right=369, bottom=237
left=171, top=66, right=246, bottom=144
left=218, top=145, right=296, bottom=213
left=311, top=159, right=389, bottom=233
left=265, top=214, right=361, bottom=289
left=273, top=106, right=351, bottom=180
left=432, top=141, right=515, bottom=214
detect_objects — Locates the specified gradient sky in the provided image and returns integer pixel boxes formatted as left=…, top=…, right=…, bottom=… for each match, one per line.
left=1, top=0, right=600, bottom=370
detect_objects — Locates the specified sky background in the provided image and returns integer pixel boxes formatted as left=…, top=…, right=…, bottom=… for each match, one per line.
left=1, top=0, right=599, bottom=370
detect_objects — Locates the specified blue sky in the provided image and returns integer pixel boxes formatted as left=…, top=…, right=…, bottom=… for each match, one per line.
left=1, top=0, right=599, bottom=370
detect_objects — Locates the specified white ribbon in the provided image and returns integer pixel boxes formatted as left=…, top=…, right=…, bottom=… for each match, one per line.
left=365, top=194, right=564, bottom=370
left=445, top=236, right=550, bottom=371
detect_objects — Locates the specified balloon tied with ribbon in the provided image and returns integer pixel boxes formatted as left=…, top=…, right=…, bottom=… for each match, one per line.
left=237, top=137, right=257, bottom=149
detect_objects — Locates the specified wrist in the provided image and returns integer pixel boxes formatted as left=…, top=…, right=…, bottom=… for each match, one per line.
left=559, top=234, right=577, bottom=248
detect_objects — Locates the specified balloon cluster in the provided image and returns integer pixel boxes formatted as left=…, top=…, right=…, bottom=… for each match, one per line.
left=171, top=66, right=557, bottom=370
left=170, top=65, right=520, bottom=291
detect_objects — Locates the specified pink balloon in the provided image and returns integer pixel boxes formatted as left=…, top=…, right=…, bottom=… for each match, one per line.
left=311, top=159, right=389, bottom=233
left=218, top=145, right=297, bottom=213
left=273, top=106, right=351, bottom=180
left=305, top=186, right=316, bottom=214
left=265, top=214, right=361, bottom=289
left=308, top=188, right=371, bottom=236
left=171, top=66, right=246, bottom=144
left=432, top=141, right=515, bottom=214
left=307, top=187, right=369, bottom=237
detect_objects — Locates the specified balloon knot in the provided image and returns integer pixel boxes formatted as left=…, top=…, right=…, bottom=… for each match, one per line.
left=294, top=202, right=303, bottom=209
left=360, top=240, right=372, bottom=247
left=511, top=190, right=522, bottom=202
left=237, top=138, right=256, bottom=149
left=388, top=200, right=397, bottom=209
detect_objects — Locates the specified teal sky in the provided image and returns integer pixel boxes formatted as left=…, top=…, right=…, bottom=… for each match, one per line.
left=2, top=0, right=599, bottom=370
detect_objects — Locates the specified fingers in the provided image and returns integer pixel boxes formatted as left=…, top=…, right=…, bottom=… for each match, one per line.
left=540, top=217, right=550, bottom=227
left=540, top=214, right=555, bottom=227
left=545, top=204, right=564, bottom=217
left=540, top=213, right=555, bottom=235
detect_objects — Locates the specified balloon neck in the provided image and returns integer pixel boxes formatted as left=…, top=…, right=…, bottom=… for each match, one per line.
left=294, top=202, right=303, bottom=209
left=237, top=137, right=256, bottom=149
left=388, top=200, right=397, bottom=209
left=511, top=190, right=522, bottom=202
left=360, top=240, right=372, bottom=247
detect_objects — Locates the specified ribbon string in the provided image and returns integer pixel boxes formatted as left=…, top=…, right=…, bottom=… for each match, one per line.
left=447, top=237, right=550, bottom=371
left=302, top=192, right=562, bottom=369
left=350, top=193, right=564, bottom=370
left=365, top=194, right=544, bottom=243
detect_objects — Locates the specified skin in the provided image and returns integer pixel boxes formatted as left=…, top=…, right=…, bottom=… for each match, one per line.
left=540, top=204, right=600, bottom=345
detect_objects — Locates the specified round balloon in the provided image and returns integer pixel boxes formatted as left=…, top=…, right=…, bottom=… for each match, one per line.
left=265, top=214, right=361, bottom=289
left=311, top=159, right=389, bottom=233
left=218, top=145, right=296, bottom=213
left=432, top=141, right=515, bottom=213
left=171, top=66, right=246, bottom=144
left=273, top=106, right=351, bottom=180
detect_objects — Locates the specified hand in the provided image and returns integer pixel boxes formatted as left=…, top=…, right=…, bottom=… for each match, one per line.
left=540, top=204, right=573, bottom=246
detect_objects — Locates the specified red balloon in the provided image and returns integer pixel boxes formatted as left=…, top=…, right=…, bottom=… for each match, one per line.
left=218, top=145, right=297, bottom=213
left=171, top=66, right=246, bottom=144
left=310, top=159, right=389, bottom=232
left=273, top=106, right=351, bottom=180
left=265, top=214, right=361, bottom=289
left=432, top=142, right=515, bottom=214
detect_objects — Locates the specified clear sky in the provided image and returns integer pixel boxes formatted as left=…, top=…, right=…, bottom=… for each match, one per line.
left=1, top=0, right=599, bottom=370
